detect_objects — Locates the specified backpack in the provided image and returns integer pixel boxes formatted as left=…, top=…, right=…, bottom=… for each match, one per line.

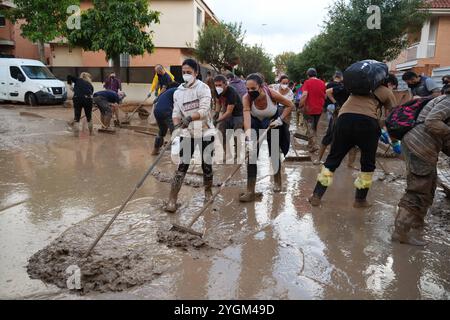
left=385, top=98, right=433, bottom=140
left=344, top=60, right=388, bottom=95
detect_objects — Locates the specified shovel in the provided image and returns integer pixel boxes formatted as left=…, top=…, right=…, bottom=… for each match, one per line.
left=83, top=125, right=181, bottom=258
left=285, top=133, right=312, bottom=162
left=170, top=128, right=271, bottom=238
left=121, top=97, right=151, bottom=125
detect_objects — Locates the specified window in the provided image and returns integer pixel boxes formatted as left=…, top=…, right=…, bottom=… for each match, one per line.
left=427, top=18, right=438, bottom=58
left=196, top=7, right=203, bottom=27
left=0, top=15, right=5, bottom=27
left=21, top=66, right=56, bottom=80
left=10, top=66, right=24, bottom=80
left=120, top=53, right=130, bottom=67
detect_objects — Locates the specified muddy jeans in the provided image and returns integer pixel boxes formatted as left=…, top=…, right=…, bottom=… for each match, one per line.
left=178, top=137, right=214, bottom=181
left=398, top=144, right=438, bottom=219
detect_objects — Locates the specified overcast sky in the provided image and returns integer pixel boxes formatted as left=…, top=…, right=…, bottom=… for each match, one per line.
left=204, top=0, right=335, bottom=58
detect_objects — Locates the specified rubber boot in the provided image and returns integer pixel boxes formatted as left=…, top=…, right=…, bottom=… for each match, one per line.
left=73, top=122, right=80, bottom=137
left=88, top=121, right=94, bottom=136
left=204, top=176, right=213, bottom=202
left=309, top=182, right=328, bottom=207
left=273, top=171, right=282, bottom=193
left=239, top=177, right=263, bottom=203
left=308, top=136, right=319, bottom=153
left=392, top=208, right=427, bottom=246
left=151, top=137, right=163, bottom=156
left=354, top=188, right=372, bottom=208
left=164, top=171, right=186, bottom=213
left=314, top=144, right=327, bottom=165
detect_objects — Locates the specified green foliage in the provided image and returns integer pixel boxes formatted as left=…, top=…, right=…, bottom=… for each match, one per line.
left=274, top=52, right=296, bottom=75
left=1, top=0, right=77, bottom=43
left=1, top=0, right=78, bottom=62
left=237, top=44, right=275, bottom=84
left=193, top=22, right=245, bottom=72
left=68, top=0, right=160, bottom=62
left=287, top=0, right=428, bottom=81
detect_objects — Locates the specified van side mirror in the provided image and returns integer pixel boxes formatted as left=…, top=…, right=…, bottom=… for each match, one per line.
left=17, top=74, right=26, bottom=82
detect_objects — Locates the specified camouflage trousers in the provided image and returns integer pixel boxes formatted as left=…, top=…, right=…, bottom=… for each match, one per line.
left=398, top=145, right=438, bottom=219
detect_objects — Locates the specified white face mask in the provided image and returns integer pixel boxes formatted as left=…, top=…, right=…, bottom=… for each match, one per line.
left=216, top=87, right=224, bottom=95
left=183, top=74, right=195, bottom=85
left=281, top=84, right=289, bottom=90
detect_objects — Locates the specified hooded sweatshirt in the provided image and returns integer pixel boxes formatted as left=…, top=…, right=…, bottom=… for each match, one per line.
left=173, top=80, right=214, bottom=138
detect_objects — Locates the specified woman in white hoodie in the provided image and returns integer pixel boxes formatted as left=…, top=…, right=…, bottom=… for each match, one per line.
left=165, top=59, right=215, bottom=213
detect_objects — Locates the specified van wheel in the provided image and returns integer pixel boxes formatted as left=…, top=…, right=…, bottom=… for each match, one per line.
left=25, top=93, right=38, bottom=106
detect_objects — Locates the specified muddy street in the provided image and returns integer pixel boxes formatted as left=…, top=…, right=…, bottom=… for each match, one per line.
left=0, top=105, right=449, bottom=300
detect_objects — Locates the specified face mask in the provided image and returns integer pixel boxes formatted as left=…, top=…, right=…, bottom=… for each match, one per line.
left=216, top=87, right=224, bottom=96
left=248, top=90, right=260, bottom=100
left=183, top=74, right=194, bottom=85
left=281, top=84, right=288, bottom=90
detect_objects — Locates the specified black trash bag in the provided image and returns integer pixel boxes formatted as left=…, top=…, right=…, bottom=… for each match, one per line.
left=344, top=60, right=388, bottom=95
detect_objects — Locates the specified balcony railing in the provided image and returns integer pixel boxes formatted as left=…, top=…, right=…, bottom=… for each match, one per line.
left=406, top=43, right=419, bottom=61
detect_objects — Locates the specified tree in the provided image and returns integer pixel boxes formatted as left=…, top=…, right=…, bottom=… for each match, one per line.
left=68, top=0, right=160, bottom=75
left=287, top=0, right=428, bottom=80
left=193, top=22, right=245, bottom=72
left=1, top=0, right=78, bottom=63
left=287, top=34, right=336, bottom=81
left=274, top=52, right=296, bottom=75
left=237, top=44, right=275, bottom=84
left=324, top=0, right=428, bottom=70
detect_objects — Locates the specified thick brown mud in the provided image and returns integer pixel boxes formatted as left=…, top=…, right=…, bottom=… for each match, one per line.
left=1, top=106, right=449, bottom=299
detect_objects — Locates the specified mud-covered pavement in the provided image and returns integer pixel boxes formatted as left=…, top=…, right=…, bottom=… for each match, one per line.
left=0, top=105, right=449, bottom=300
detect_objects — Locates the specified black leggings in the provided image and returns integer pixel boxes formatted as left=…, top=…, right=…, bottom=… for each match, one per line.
left=73, top=97, right=93, bottom=122
left=178, top=137, right=214, bottom=180
left=248, top=129, right=281, bottom=179
left=324, top=113, right=381, bottom=173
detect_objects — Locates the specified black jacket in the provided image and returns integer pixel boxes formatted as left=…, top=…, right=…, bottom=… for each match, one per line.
left=67, top=75, right=94, bottom=98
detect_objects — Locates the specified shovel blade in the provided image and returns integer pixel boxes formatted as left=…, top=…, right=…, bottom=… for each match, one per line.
left=170, top=224, right=204, bottom=238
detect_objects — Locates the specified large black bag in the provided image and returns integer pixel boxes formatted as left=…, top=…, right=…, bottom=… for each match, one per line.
left=344, top=60, right=388, bottom=95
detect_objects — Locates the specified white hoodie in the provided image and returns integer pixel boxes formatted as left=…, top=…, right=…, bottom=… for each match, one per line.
left=173, top=80, right=215, bottom=138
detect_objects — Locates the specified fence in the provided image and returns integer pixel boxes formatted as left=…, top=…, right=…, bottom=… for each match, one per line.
left=431, top=66, right=450, bottom=87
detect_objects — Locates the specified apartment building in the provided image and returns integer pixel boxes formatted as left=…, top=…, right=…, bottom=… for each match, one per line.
left=50, top=0, right=219, bottom=68
left=389, top=0, right=450, bottom=77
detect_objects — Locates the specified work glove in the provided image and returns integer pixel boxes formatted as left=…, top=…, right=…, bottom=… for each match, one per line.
left=181, top=116, right=193, bottom=129
left=269, top=117, right=284, bottom=128
left=392, top=141, right=402, bottom=155
left=380, top=130, right=390, bottom=145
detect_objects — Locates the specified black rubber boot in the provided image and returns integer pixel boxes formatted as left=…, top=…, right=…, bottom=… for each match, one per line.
left=164, top=171, right=186, bottom=213
left=239, top=177, right=263, bottom=203
left=151, top=136, right=164, bottom=155
left=392, top=208, right=427, bottom=246
left=354, top=188, right=372, bottom=208
left=204, top=175, right=213, bottom=202
left=273, top=171, right=282, bottom=193
left=309, top=182, right=328, bottom=207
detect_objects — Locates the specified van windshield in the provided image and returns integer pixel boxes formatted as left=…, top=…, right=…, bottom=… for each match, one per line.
left=21, top=66, right=56, bottom=80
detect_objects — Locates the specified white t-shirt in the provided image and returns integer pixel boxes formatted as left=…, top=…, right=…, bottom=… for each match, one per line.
left=272, top=84, right=294, bottom=106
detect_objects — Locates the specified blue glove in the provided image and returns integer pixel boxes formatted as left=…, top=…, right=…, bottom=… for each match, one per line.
left=380, top=130, right=390, bottom=145
left=392, top=141, right=402, bottom=155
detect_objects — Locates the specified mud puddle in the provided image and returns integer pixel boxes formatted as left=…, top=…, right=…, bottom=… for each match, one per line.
left=26, top=198, right=242, bottom=294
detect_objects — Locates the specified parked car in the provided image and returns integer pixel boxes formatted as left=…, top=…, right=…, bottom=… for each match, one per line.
left=0, top=58, right=67, bottom=105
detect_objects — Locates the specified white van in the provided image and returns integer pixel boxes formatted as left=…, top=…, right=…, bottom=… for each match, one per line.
left=0, top=58, right=67, bottom=105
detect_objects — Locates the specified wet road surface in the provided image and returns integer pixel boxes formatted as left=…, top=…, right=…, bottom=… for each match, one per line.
left=0, top=105, right=449, bottom=300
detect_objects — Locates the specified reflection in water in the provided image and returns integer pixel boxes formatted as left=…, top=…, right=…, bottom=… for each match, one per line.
left=0, top=107, right=449, bottom=299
